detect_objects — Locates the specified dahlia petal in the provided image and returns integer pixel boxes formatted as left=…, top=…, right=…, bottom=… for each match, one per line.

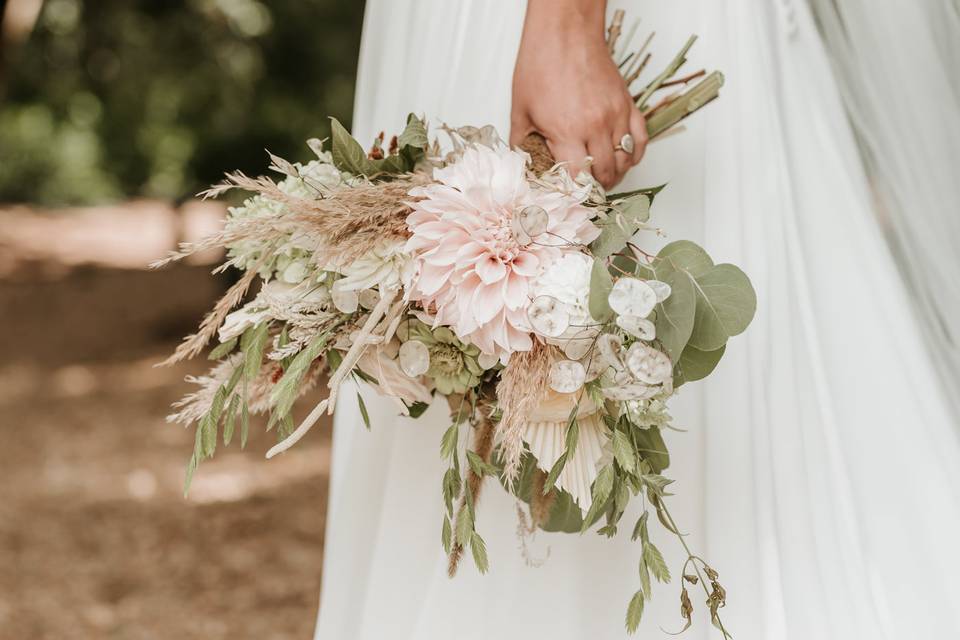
left=473, top=283, right=506, bottom=325
left=415, top=264, right=452, bottom=297
left=476, top=256, right=507, bottom=284
left=502, top=272, right=529, bottom=311
left=510, top=252, right=540, bottom=277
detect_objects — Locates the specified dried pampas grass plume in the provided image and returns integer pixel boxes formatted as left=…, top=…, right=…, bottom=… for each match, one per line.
left=496, top=342, right=551, bottom=481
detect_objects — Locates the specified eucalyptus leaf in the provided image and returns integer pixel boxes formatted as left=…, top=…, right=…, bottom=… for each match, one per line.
left=618, top=193, right=651, bottom=224
left=676, top=344, right=726, bottom=385
left=590, top=194, right=651, bottom=260
left=656, top=240, right=714, bottom=277
left=633, top=426, right=670, bottom=474
left=688, top=263, right=757, bottom=351
left=650, top=268, right=695, bottom=362
left=589, top=258, right=615, bottom=322
left=509, top=453, right=584, bottom=534
left=591, top=223, right=629, bottom=261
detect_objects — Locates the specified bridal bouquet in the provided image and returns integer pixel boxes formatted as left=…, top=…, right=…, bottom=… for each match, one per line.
left=160, top=13, right=753, bottom=635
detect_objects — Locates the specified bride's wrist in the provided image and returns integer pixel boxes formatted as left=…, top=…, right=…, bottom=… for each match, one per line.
left=524, top=0, right=607, bottom=39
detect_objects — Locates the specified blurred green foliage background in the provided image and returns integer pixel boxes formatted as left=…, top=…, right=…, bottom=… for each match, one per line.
left=0, top=0, right=365, bottom=206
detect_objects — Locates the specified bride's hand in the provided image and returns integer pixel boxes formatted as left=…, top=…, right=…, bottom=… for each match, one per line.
left=510, top=0, right=647, bottom=189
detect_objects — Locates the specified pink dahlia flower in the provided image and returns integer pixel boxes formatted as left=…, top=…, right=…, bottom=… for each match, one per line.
left=404, top=143, right=600, bottom=362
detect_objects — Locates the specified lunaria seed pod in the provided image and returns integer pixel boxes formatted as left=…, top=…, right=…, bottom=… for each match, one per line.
left=625, top=342, right=673, bottom=385
left=527, top=295, right=570, bottom=338
left=608, top=277, right=658, bottom=318
left=518, top=205, right=548, bottom=237
left=561, top=328, right=596, bottom=361
left=398, top=340, right=430, bottom=377
left=645, top=279, right=672, bottom=302
left=331, top=288, right=359, bottom=314
left=549, top=359, right=586, bottom=393
left=616, top=315, right=656, bottom=341
left=596, top=333, right=625, bottom=371
left=358, top=288, right=381, bottom=310
left=602, top=383, right=659, bottom=402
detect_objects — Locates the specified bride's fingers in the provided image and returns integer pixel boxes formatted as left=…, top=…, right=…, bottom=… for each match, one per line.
left=508, top=116, right=533, bottom=147
left=628, top=108, right=649, bottom=165
left=548, top=139, right=590, bottom=178
left=588, top=135, right=619, bottom=189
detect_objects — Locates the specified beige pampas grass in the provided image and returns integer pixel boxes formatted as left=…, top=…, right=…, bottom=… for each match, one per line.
left=159, top=250, right=270, bottom=366
left=495, top=342, right=551, bottom=481
left=196, top=170, right=429, bottom=265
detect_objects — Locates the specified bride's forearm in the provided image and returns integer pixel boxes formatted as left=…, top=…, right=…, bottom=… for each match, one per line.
left=523, top=0, right=607, bottom=39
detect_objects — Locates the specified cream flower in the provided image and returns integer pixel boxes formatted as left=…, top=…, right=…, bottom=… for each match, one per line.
left=331, top=240, right=413, bottom=294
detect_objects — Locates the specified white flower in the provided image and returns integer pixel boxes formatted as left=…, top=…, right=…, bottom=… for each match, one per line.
left=278, top=159, right=343, bottom=198
left=530, top=253, right=601, bottom=356
left=217, top=279, right=331, bottom=342
left=218, top=305, right=270, bottom=342
left=331, top=241, right=412, bottom=294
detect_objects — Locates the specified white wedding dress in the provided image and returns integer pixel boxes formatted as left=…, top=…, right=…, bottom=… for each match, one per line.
left=315, top=1, right=960, bottom=638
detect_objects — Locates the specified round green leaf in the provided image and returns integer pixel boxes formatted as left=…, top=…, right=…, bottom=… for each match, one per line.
left=688, top=263, right=757, bottom=351
left=676, top=344, right=726, bottom=385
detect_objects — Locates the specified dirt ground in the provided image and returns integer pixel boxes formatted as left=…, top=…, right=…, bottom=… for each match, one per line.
left=0, top=259, right=333, bottom=640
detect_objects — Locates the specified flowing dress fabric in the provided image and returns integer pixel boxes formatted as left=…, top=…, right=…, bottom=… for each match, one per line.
left=316, top=1, right=960, bottom=638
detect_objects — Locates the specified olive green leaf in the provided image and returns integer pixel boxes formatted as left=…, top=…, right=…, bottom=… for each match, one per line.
left=441, top=516, right=452, bottom=554
left=688, top=263, right=757, bottom=351
left=676, top=344, right=726, bottom=385
left=440, top=424, right=459, bottom=460
left=590, top=194, right=651, bottom=259
left=543, top=451, right=569, bottom=494
left=643, top=541, right=671, bottom=583
left=357, top=392, right=371, bottom=430
left=626, top=590, right=646, bottom=633
left=656, top=240, right=714, bottom=277
left=651, top=267, right=696, bottom=362
left=397, top=113, right=428, bottom=153
left=329, top=117, right=377, bottom=176
left=208, top=336, right=237, bottom=360
left=589, top=258, right=615, bottom=322
left=470, top=532, right=490, bottom=574
left=634, top=426, right=670, bottom=474
left=612, top=430, right=637, bottom=474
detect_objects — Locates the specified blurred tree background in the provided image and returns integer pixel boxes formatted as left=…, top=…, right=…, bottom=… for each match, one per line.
left=0, top=0, right=365, bottom=206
